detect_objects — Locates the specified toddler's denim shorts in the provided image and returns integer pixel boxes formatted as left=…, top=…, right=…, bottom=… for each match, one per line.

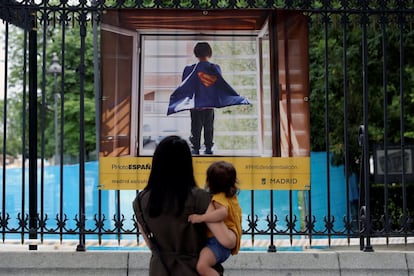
left=206, top=237, right=231, bottom=263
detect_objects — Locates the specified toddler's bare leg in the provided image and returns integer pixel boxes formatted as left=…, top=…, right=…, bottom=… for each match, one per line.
left=197, top=247, right=219, bottom=276
left=207, top=222, right=236, bottom=249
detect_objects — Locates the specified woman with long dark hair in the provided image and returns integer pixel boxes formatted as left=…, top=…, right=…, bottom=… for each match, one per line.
left=133, top=136, right=221, bottom=275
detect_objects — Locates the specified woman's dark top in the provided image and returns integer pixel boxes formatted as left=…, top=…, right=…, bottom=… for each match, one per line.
left=133, top=187, right=211, bottom=276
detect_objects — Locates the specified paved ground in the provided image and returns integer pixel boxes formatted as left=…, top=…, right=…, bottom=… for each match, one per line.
left=1, top=237, right=414, bottom=252
left=1, top=238, right=414, bottom=275
left=1, top=248, right=414, bottom=276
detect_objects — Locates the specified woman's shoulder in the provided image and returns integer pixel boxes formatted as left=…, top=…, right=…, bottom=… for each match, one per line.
left=136, top=190, right=149, bottom=201
left=191, top=187, right=210, bottom=198
left=188, top=187, right=211, bottom=211
left=133, top=190, right=149, bottom=207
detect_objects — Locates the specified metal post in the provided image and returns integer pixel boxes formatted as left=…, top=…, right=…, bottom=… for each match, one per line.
left=361, top=14, right=374, bottom=252
left=76, top=12, right=87, bottom=252
left=28, top=27, right=38, bottom=251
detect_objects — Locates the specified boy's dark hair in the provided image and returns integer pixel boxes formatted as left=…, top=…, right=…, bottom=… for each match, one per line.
left=207, top=161, right=239, bottom=197
left=193, top=42, right=212, bottom=58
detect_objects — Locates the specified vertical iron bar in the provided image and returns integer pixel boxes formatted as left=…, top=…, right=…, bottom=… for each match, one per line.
left=342, top=12, right=351, bottom=243
left=98, top=190, right=102, bottom=245
left=289, top=190, right=293, bottom=245
left=380, top=15, right=390, bottom=238
left=267, top=11, right=279, bottom=253
left=250, top=190, right=254, bottom=246
left=1, top=22, right=9, bottom=243
left=268, top=190, right=276, bottom=252
left=358, top=125, right=365, bottom=251
left=93, top=1, right=101, bottom=159
left=398, top=14, right=407, bottom=239
left=92, top=4, right=102, bottom=246
left=76, top=10, right=87, bottom=252
left=361, top=11, right=373, bottom=252
left=59, top=8, right=67, bottom=244
left=323, top=13, right=332, bottom=247
left=307, top=189, right=312, bottom=245
left=21, top=27, right=28, bottom=245
left=135, top=190, right=140, bottom=245
left=40, top=6, right=48, bottom=243
left=28, top=25, right=38, bottom=250
left=117, top=190, right=121, bottom=245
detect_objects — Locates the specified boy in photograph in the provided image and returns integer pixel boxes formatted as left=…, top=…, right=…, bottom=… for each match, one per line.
left=167, top=42, right=250, bottom=155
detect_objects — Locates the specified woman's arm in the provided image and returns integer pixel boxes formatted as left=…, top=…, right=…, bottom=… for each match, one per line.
left=137, top=222, right=154, bottom=250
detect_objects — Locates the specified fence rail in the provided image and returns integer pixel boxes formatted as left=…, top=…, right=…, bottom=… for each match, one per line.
left=1, top=0, right=414, bottom=252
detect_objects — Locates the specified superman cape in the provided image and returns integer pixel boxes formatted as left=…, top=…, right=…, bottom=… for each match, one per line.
left=167, top=62, right=250, bottom=115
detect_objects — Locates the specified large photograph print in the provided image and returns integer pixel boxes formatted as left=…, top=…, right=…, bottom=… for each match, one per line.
left=99, top=9, right=311, bottom=190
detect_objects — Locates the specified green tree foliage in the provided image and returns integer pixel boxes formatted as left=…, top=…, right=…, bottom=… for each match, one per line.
left=0, top=97, right=24, bottom=158
left=4, top=21, right=96, bottom=162
left=46, top=26, right=96, bottom=160
left=309, top=15, right=414, bottom=173
left=1, top=26, right=30, bottom=158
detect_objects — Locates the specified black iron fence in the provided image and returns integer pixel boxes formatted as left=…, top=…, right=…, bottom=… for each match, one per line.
left=1, top=0, right=414, bottom=252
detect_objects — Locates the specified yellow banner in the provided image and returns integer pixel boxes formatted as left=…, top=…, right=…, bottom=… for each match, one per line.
left=99, top=156, right=310, bottom=190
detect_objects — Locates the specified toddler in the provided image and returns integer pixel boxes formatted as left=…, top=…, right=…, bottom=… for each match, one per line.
left=188, top=161, right=242, bottom=276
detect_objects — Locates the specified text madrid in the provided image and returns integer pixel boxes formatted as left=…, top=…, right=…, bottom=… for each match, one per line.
left=267, top=178, right=298, bottom=184
left=112, top=164, right=151, bottom=170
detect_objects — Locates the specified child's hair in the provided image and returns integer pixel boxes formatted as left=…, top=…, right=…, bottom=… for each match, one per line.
left=206, top=161, right=239, bottom=197
left=193, top=42, right=212, bottom=58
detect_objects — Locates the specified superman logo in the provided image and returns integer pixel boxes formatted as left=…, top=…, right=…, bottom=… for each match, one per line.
left=197, top=72, right=218, bottom=87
